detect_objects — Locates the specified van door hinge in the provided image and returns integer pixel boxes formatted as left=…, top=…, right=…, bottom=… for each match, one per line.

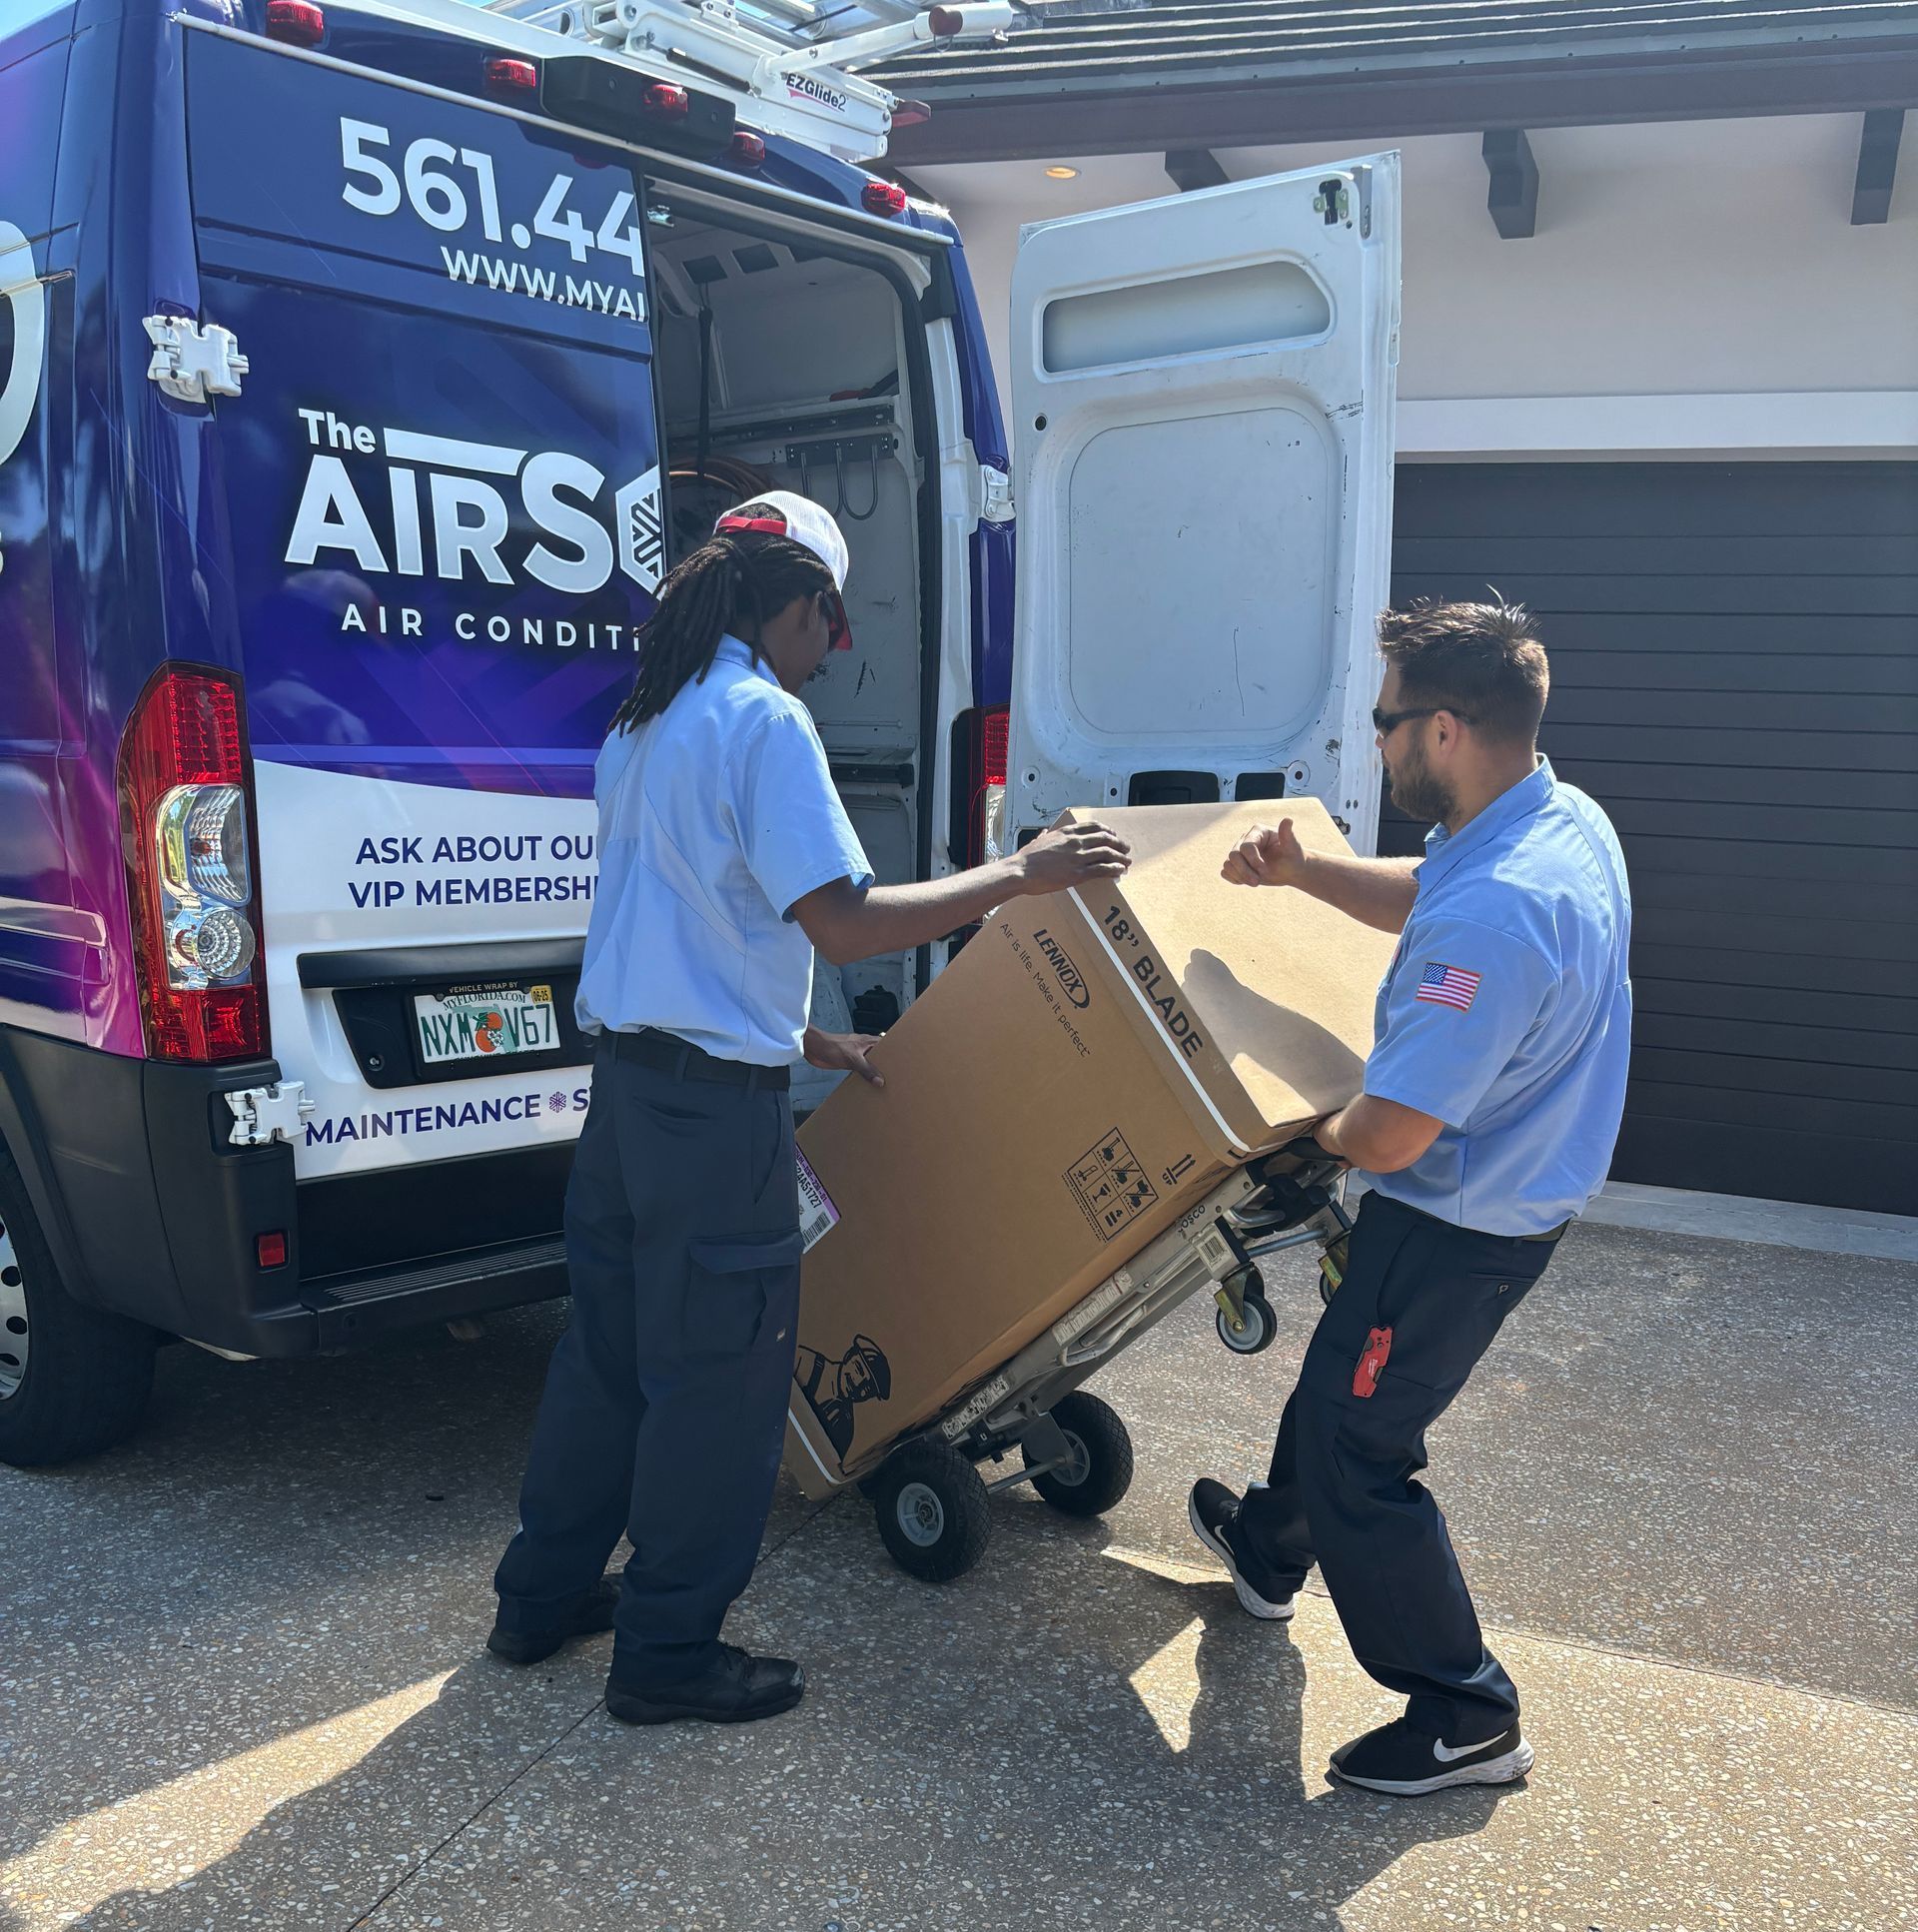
left=226, top=1081, right=312, bottom=1148
left=1314, top=179, right=1353, bottom=228
left=981, top=465, right=1014, bottom=525
left=144, top=315, right=249, bottom=405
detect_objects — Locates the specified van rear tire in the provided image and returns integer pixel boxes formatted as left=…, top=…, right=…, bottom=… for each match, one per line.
left=0, top=1145, right=157, bottom=1467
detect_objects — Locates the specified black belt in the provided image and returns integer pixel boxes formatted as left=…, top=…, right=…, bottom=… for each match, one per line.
left=1371, top=1192, right=1568, bottom=1245
left=608, top=1028, right=790, bottom=1092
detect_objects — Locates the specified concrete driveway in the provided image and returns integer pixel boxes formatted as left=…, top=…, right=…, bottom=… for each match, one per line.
left=2, top=1219, right=1913, bottom=1932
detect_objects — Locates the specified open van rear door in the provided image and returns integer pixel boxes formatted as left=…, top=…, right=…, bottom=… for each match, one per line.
left=1006, top=156, right=1400, bottom=851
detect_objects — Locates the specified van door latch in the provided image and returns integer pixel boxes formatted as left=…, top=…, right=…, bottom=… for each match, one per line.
left=143, top=315, right=250, bottom=404
left=981, top=466, right=1014, bottom=525
left=226, top=1081, right=313, bottom=1148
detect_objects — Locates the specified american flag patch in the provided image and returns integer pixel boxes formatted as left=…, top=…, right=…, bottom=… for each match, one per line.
left=1416, top=962, right=1482, bottom=1011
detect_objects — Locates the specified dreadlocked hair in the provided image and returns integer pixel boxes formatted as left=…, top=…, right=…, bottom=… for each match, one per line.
left=609, top=511, right=836, bottom=734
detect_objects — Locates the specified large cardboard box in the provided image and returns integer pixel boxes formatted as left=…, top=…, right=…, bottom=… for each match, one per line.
left=784, top=799, right=1395, bottom=1498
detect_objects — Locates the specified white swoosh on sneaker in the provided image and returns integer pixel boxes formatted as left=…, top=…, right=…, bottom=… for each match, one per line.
left=1433, top=1736, right=1494, bottom=1762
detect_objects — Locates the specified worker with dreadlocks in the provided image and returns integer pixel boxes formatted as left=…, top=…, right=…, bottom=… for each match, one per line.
left=488, top=492, right=1131, bottom=1726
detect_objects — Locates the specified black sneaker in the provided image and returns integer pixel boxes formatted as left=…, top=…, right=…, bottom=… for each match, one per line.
left=1330, top=1718, right=1534, bottom=1796
left=1187, top=1478, right=1298, bottom=1621
left=605, top=1644, right=805, bottom=1727
left=485, top=1577, right=619, bottom=1666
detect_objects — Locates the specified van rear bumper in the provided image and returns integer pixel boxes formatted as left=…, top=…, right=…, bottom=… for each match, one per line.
left=0, top=1027, right=572, bottom=1357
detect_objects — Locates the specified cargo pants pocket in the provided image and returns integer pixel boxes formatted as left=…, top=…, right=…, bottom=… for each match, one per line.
left=685, top=1232, right=803, bottom=1359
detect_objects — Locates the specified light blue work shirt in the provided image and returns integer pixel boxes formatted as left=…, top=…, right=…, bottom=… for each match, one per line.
left=574, top=636, right=873, bottom=1066
left=1360, top=759, right=1632, bottom=1236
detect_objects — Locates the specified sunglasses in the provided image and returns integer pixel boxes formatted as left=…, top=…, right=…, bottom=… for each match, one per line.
left=1373, top=704, right=1473, bottom=736
left=819, top=586, right=852, bottom=652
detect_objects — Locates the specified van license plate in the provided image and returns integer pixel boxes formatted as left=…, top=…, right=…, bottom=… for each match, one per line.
left=414, top=983, right=558, bottom=1066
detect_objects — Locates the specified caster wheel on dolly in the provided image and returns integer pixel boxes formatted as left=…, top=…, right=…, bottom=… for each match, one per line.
left=871, top=1441, right=992, bottom=1582
left=1217, top=1293, right=1278, bottom=1356
left=1024, top=1392, right=1134, bottom=1516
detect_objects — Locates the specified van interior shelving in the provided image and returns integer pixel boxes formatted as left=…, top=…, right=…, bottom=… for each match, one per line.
left=648, top=193, right=936, bottom=1104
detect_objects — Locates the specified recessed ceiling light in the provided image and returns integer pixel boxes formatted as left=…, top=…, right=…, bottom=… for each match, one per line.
left=1045, top=166, right=1079, bottom=180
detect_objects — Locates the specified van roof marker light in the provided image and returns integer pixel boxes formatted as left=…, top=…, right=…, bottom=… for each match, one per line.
left=862, top=180, right=908, bottom=218
left=264, top=0, right=325, bottom=47
left=484, top=55, right=540, bottom=96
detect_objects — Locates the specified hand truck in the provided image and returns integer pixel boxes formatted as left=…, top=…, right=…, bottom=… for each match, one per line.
left=853, top=1142, right=1354, bottom=1582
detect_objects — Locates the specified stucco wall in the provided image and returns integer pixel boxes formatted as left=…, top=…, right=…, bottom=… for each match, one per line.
left=915, top=114, right=1918, bottom=459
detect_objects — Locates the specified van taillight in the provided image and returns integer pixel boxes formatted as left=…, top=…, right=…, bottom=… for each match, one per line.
left=951, top=706, right=1011, bottom=869
left=118, top=668, right=268, bottom=1064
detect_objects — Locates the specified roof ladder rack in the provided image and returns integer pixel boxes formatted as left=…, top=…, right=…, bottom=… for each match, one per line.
left=489, top=0, right=1014, bottom=164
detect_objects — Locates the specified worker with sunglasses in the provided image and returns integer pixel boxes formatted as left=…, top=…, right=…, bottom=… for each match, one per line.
left=1190, top=599, right=1631, bottom=1798
left=488, top=491, right=1131, bottom=1728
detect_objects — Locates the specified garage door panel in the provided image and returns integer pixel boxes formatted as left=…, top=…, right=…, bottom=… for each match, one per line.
left=1635, top=1011, right=1918, bottom=1072
left=1611, top=1118, right=1915, bottom=1214
left=1543, top=688, right=1917, bottom=734
left=1606, top=807, right=1908, bottom=853
left=1391, top=571, right=1918, bottom=619
left=1623, top=1076, right=1915, bottom=1137
left=1634, top=906, right=1918, bottom=964
left=1628, top=868, right=1918, bottom=929
left=1633, top=944, right=1918, bottom=1004
left=1617, top=835, right=1917, bottom=894
left=1547, top=652, right=1917, bottom=697
left=1630, top=1048, right=1918, bottom=1118
left=1636, top=974, right=1918, bottom=1037
left=1393, top=461, right=1918, bottom=1213
left=1398, top=462, right=1918, bottom=539
left=1539, top=613, right=1918, bottom=656
left=1542, top=723, right=1917, bottom=772
left=1604, top=798, right=1917, bottom=848
left=1394, top=535, right=1918, bottom=579
left=1552, top=759, right=1917, bottom=813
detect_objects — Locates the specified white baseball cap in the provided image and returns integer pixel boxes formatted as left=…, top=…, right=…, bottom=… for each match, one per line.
left=713, top=490, right=853, bottom=650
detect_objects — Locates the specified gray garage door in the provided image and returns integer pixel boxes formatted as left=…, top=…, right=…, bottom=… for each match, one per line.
left=1386, top=462, right=1918, bottom=1217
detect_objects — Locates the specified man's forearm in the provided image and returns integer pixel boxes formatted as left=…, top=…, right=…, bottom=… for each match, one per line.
left=1296, top=852, right=1420, bottom=934
left=1316, top=1093, right=1443, bottom=1173
left=814, top=862, right=1023, bottom=965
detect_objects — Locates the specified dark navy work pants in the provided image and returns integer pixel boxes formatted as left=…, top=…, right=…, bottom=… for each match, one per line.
left=1238, top=1190, right=1557, bottom=1744
left=493, top=1033, right=801, bottom=1688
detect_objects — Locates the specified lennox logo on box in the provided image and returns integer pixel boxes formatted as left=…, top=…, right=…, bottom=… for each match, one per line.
left=1032, top=929, right=1091, bottom=1010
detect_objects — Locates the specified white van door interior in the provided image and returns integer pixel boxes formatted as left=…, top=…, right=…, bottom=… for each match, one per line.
left=1004, top=157, right=1401, bottom=853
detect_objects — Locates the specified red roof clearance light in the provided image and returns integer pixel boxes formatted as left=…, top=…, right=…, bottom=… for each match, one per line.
left=643, top=81, right=690, bottom=120
left=264, top=0, right=326, bottom=47
left=484, top=56, right=539, bottom=95
left=729, top=129, right=767, bottom=169
left=862, top=180, right=909, bottom=218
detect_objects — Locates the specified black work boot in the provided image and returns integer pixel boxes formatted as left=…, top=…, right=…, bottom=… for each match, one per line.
left=605, top=1643, right=805, bottom=1726
left=486, top=1577, right=619, bottom=1666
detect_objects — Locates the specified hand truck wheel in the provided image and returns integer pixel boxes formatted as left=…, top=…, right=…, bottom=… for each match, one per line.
left=871, top=1441, right=993, bottom=1583
left=1024, top=1391, right=1134, bottom=1516
left=1216, top=1292, right=1278, bottom=1356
